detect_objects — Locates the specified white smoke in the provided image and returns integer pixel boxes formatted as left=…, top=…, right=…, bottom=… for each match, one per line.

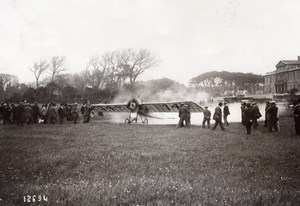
left=108, top=81, right=286, bottom=125
left=112, top=84, right=209, bottom=104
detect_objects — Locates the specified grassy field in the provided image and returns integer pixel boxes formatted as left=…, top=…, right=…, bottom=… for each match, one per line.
left=1, top=113, right=300, bottom=205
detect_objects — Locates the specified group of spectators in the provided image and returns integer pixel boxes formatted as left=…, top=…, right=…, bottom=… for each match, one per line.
left=2, top=98, right=300, bottom=136
left=177, top=99, right=300, bottom=137
left=241, top=101, right=265, bottom=135
left=201, top=100, right=279, bottom=135
left=177, top=102, right=231, bottom=131
left=0, top=101, right=95, bottom=126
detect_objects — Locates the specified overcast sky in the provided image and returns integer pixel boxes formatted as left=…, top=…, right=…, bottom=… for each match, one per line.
left=1, top=0, right=300, bottom=85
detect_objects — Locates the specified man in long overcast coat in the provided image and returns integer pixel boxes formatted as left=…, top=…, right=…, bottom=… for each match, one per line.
left=212, top=102, right=225, bottom=131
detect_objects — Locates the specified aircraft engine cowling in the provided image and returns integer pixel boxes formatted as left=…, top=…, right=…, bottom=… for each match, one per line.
left=126, top=98, right=140, bottom=112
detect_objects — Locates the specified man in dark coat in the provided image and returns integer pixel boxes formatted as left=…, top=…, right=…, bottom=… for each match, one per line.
left=223, top=102, right=230, bottom=126
left=264, top=101, right=270, bottom=127
left=293, top=98, right=300, bottom=136
left=212, top=102, right=225, bottom=131
left=48, top=103, right=58, bottom=124
left=71, top=103, right=79, bottom=124
left=266, top=101, right=279, bottom=132
left=177, top=103, right=191, bottom=128
left=24, top=103, right=33, bottom=125
left=31, top=102, right=40, bottom=124
left=15, top=102, right=25, bottom=126
left=83, top=103, right=94, bottom=123
left=10, top=104, right=18, bottom=124
left=2, top=103, right=12, bottom=125
left=66, top=104, right=73, bottom=121
left=58, top=104, right=66, bottom=124
left=40, top=104, right=48, bottom=124
left=251, top=102, right=262, bottom=129
left=81, top=104, right=86, bottom=116
left=202, top=106, right=211, bottom=128
left=244, top=103, right=255, bottom=135
left=0, top=104, right=3, bottom=123
left=241, top=102, right=247, bottom=125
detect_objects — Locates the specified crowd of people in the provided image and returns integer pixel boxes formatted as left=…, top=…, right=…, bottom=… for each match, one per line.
left=0, top=100, right=95, bottom=126
left=177, top=99, right=300, bottom=136
left=1, top=98, right=300, bottom=137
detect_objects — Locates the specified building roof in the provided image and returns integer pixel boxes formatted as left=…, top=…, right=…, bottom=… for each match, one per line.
left=280, top=60, right=300, bottom=65
left=264, top=66, right=300, bottom=76
left=276, top=60, right=300, bottom=67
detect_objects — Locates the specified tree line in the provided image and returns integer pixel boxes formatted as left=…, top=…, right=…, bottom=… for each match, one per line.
left=0, top=48, right=159, bottom=103
left=1, top=55, right=266, bottom=103
left=189, top=71, right=264, bottom=97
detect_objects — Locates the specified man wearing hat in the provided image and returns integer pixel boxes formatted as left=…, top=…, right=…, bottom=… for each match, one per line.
left=244, top=103, right=255, bottom=135
left=15, top=102, right=25, bottom=126
left=223, top=102, right=230, bottom=126
left=240, top=102, right=247, bottom=125
left=252, top=102, right=262, bottom=129
left=24, top=103, right=33, bottom=125
left=58, top=103, right=66, bottom=124
left=266, top=100, right=279, bottom=132
left=48, top=103, right=58, bottom=124
left=202, top=106, right=211, bottom=128
left=177, top=103, right=191, bottom=128
left=71, top=103, right=79, bottom=124
left=293, top=98, right=300, bottom=136
left=212, top=102, right=225, bottom=131
left=2, top=103, right=12, bottom=125
left=32, top=102, right=40, bottom=124
left=264, top=100, right=270, bottom=127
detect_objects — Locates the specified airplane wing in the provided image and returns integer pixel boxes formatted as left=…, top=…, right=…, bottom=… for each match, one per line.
left=141, top=101, right=204, bottom=113
left=92, top=103, right=129, bottom=112
left=92, top=101, right=204, bottom=113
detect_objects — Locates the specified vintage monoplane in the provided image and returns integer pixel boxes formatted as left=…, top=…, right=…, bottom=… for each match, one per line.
left=92, top=98, right=204, bottom=124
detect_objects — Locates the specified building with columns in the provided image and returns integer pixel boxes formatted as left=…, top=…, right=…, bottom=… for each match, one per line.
left=264, top=56, right=300, bottom=94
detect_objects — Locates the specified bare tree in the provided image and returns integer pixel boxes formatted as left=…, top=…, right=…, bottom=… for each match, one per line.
left=49, top=56, right=66, bottom=83
left=0, top=73, right=19, bottom=101
left=104, top=51, right=127, bottom=88
left=116, top=48, right=159, bottom=85
left=30, top=60, right=49, bottom=88
left=0, top=73, right=18, bottom=90
left=80, top=61, right=92, bottom=95
left=87, top=56, right=107, bottom=89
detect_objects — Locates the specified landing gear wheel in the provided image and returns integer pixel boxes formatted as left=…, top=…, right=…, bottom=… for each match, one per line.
left=125, top=118, right=131, bottom=124
left=143, top=118, right=148, bottom=124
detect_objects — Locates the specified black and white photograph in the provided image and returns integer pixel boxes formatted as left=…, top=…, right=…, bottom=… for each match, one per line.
left=1, top=0, right=300, bottom=205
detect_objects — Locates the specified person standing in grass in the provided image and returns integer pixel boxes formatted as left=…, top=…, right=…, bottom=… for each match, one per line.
left=2, top=103, right=12, bottom=125
left=252, top=102, right=262, bottom=129
left=293, top=98, right=300, bottom=136
left=212, top=102, right=225, bottom=131
left=32, top=102, right=40, bottom=124
left=177, top=103, right=191, bottom=128
left=244, top=103, right=255, bottom=135
left=11, top=103, right=17, bottom=124
left=223, top=102, right=230, bottom=126
left=48, top=103, right=58, bottom=124
left=71, top=103, right=79, bottom=124
left=15, top=102, right=25, bottom=126
left=40, top=104, right=48, bottom=124
left=241, top=102, right=247, bottom=125
left=58, top=103, right=66, bottom=124
left=266, top=101, right=279, bottom=132
left=264, top=101, right=270, bottom=127
left=83, top=102, right=94, bottom=123
left=202, top=106, right=211, bottom=128
left=24, top=103, right=33, bottom=125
